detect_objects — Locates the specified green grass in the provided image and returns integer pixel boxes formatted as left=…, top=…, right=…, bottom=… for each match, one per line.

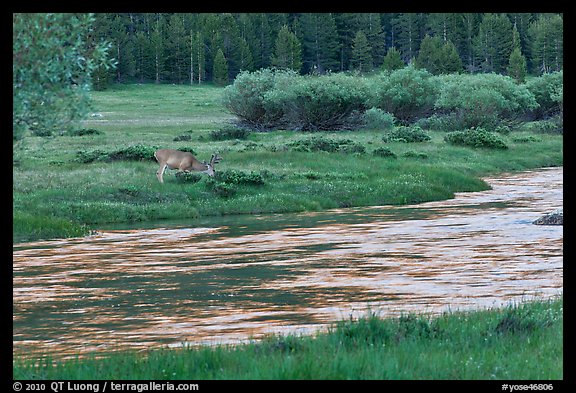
left=13, top=297, right=562, bottom=379
left=13, top=83, right=563, bottom=242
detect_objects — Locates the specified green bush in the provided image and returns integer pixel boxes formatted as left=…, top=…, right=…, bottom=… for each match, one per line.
left=205, top=179, right=237, bottom=198
left=444, top=128, right=508, bottom=149
left=66, top=128, right=104, bottom=136
left=215, top=170, right=265, bottom=186
left=434, top=73, right=538, bottom=128
left=277, top=73, right=369, bottom=131
left=209, top=126, right=251, bottom=140
left=373, top=147, right=397, bottom=158
left=222, top=68, right=298, bottom=130
left=76, top=149, right=108, bottom=163
left=223, top=69, right=370, bottom=131
left=382, top=125, right=431, bottom=143
left=175, top=172, right=203, bottom=183
left=288, top=136, right=365, bottom=154
left=107, top=145, right=158, bottom=161
left=524, top=71, right=563, bottom=119
left=370, top=65, right=439, bottom=123
left=362, top=107, right=396, bottom=130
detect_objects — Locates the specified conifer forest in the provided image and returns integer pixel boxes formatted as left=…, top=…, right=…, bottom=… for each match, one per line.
left=89, top=13, right=563, bottom=88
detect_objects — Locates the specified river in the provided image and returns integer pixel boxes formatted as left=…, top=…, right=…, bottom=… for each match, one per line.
left=13, top=167, right=563, bottom=359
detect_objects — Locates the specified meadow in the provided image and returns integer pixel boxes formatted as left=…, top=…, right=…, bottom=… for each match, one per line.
left=12, top=83, right=563, bottom=243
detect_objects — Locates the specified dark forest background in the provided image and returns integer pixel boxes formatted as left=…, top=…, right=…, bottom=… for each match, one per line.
left=89, top=13, right=563, bottom=88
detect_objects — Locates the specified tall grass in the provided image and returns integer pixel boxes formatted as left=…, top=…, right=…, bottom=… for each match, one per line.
left=14, top=297, right=562, bottom=379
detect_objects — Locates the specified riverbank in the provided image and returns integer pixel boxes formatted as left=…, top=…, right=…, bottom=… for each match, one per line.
left=13, top=84, right=563, bottom=243
left=13, top=296, right=562, bottom=379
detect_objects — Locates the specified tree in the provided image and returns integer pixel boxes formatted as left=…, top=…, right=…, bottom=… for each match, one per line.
left=13, top=13, right=114, bottom=139
left=416, top=35, right=462, bottom=75
left=350, top=31, right=373, bottom=73
left=528, top=14, right=563, bottom=74
left=391, top=13, right=424, bottom=62
left=190, top=30, right=206, bottom=84
left=473, top=13, right=514, bottom=73
left=213, top=48, right=229, bottom=86
left=301, top=13, right=340, bottom=74
left=382, top=47, right=405, bottom=71
left=272, top=25, right=302, bottom=72
left=507, top=47, right=528, bottom=83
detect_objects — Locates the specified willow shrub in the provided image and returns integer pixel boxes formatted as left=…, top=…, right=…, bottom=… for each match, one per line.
left=369, top=65, right=440, bottom=123
left=434, top=73, right=538, bottom=129
left=223, top=69, right=370, bottom=131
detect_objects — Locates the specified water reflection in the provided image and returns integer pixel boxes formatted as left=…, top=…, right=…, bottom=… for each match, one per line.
left=13, top=167, right=563, bottom=358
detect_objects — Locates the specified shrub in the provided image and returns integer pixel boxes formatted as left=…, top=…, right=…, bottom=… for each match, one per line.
left=370, top=65, right=439, bottom=123
left=382, top=125, right=431, bottom=143
left=362, top=107, right=396, bottom=130
left=209, top=126, right=251, bottom=140
left=66, top=128, right=104, bottom=136
left=222, top=68, right=298, bottom=130
left=434, top=73, right=538, bottom=128
left=205, top=179, right=237, bottom=198
left=524, top=71, right=563, bottom=119
left=277, top=73, right=369, bottom=131
left=373, top=147, right=397, bottom=158
left=215, top=170, right=265, bottom=186
left=175, top=172, right=203, bottom=183
left=223, top=69, right=370, bottom=131
left=107, top=145, right=158, bottom=161
left=75, top=149, right=108, bottom=163
left=444, top=128, right=508, bottom=149
left=288, top=136, right=366, bottom=154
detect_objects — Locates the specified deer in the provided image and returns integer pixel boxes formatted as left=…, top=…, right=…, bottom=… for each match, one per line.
left=154, top=149, right=222, bottom=183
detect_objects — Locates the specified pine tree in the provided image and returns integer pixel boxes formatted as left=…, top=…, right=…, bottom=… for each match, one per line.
left=272, top=25, right=302, bottom=72
left=391, top=13, right=424, bottom=63
left=190, top=30, right=205, bottom=84
left=473, top=13, right=514, bottom=73
left=382, top=47, right=404, bottom=71
left=507, top=47, right=527, bottom=83
left=528, top=14, right=563, bottom=75
left=301, top=13, right=340, bottom=74
left=213, top=48, right=228, bottom=86
left=350, top=30, right=373, bottom=73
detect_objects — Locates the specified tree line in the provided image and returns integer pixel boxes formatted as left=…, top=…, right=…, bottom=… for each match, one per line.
left=90, top=13, right=563, bottom=88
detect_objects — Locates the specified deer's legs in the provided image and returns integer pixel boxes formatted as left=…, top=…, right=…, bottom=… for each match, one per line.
left=157, top=163, right=168, bottom=183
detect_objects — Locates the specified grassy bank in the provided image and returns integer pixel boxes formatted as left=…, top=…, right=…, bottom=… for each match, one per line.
left=13, top=84, right=563, bottom=242
left=13, top=296, right=562, bottom=379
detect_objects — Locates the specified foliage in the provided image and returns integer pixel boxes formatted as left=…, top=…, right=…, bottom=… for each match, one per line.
left=288, top=136, right=366, bottom=154
left=381, top=47, right=405, bottom=71
left=507, top=47, right=528, bottom=83
left=415, top=35, right=462, bottom=75
left=382, top=125, right=431, bottom=143
left=372, top=147, right=397, bottom=158
left=434, top=73, right=538, bottom=128
left=272, top=25, right=302, bottom=72
left=212, top=49, right=229, bottom=86
left=76, top=145, right=157, bottom=163
left=224, top=70, right=369, bottom=131
left=209, top=126, right=251, bottom=141
left=444, top=128, right=508, bottom=149
left=222, top=68, right=298, bottom=130
left=215, top=170, right=265, bottom=186
left=13, top=13, right=114, bottom=139
left=371, top=65, right=439, bottom=123
left=524, top=71, right=563, bottom=119
left=350, top=31, right=373, bottom=73
left=65, top=128, right=104, bottom=137
left=87, top=13, right=562, bottom=87
left=362, top=108, right=396, bottom=131
left=274, top=73, right=369, bottom=131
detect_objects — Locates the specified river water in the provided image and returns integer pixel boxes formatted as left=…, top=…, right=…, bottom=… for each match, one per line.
left=13, top=167, right=563, bottom=359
